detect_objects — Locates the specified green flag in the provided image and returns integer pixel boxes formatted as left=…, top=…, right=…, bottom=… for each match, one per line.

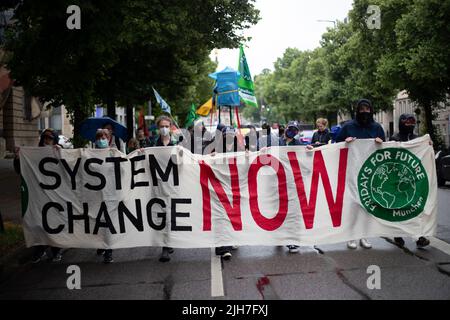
left=238, top=45, right=258, bottom=107
left=184, top=103, right=199, bottom=128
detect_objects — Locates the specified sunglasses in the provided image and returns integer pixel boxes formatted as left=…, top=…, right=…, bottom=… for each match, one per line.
left=402, top=118, right=416, bottom=125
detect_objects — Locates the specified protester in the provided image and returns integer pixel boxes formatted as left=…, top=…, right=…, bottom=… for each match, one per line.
left=390, top=113, right=431, bottom=248
left=309, top=118, right=332, bottom=147
left=245, top=125, right=259, bottom=152
left=151, top=115, right=177, bottom=262
left=271, top=122, right=280, bottom=137
left=137, top=127, right=152, bottom=148
left=14, top=128, right=63, bottom=263
left=184, top=119, right=213, bottom=155
left=126, top=138, right=140, bottom=154
left=205, top=123, right=228, bottom=155
left=213, top=127, right=245, bottom=260
left=279, top=121, right=302, bottom=147
left=330, top=125, right=342, bottom=143
left=278, top=121, right=302, bottom=253
left=93, top=129, right=115, bottom=263
left=102, top=123, right=125, bottom=152
left=258, top=123, right=279, bottom=149
left=336, top=99, right=386, bottom=250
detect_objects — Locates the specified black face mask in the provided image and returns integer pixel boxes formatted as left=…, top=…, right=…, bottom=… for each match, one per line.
left=356, top=112, right=373, bottom=126
left=400, top=123, right=415, bottom=135
left=285, top=129, right=298, bottom=139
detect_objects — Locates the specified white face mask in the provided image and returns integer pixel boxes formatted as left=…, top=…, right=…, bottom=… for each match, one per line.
left=160, top=127, right=170, bottom=137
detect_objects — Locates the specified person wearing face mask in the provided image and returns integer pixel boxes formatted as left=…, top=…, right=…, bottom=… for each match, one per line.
left=336, top=99, right=386, bottom=250
left=152, top=115, right=175, bottom=148
left=95, top=129, right=110, bottom=149
left=390, top=114, right=431, bottom=248
left=336, top=99, right=385, bottom=144
left=390, top=114, right=418, bottom=142
left=271, top=122, right=280, bottom=138
left=93, top=129, right=115, bottom=263
left=278, top=121, right=303, bottom=253
left=150, top=115, right=178, bottom=262
left=14, top=128, right=63, bottom=263
left=214, top=127, right=244, bottom=260
left=279, top=121, right=302, bottom=147
left=102, top=123, right=125, bottom=153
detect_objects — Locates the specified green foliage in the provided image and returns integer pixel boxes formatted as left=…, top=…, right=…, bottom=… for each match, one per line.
left=2, top=0, right=260, bottom=145
left=254, top=0, right=449, bottom=146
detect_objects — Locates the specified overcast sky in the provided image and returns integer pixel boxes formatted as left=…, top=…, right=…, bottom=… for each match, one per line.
left=211, top=0, right=354, bottom=76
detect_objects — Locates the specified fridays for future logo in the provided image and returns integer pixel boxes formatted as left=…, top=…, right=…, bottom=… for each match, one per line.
left=358, top=148, right=429, bottom=222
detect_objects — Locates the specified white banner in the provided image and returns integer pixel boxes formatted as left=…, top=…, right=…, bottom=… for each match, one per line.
left=20, top=135, right=437, bottom=249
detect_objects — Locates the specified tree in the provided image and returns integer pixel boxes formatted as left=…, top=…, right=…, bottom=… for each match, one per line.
left=351, top=0, right=450, bottom=146
left=2, top=0, right=260, bottom=146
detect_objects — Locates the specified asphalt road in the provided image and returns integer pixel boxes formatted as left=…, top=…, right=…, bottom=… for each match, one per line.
left=0, top=158, right=449, bottom=300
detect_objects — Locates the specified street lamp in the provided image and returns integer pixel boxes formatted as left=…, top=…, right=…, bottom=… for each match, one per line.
left=317, top=20, right=337, bottom=28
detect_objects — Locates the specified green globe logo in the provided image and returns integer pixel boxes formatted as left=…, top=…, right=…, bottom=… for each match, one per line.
left=358, top=148, right=429, bottom=222
left=371, top=163, right=416, bottom=209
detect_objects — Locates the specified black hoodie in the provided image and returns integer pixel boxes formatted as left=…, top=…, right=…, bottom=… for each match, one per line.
left=390, top=114, right=418, bottom=142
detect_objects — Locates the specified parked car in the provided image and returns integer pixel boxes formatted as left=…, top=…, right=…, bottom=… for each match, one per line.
left=436, top=149, right=450, bottom=187
left=298, top=130, right=314, bottom=145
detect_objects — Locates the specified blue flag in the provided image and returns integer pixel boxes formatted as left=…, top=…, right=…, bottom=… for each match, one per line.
left=152, top=87, right=172, bottom=114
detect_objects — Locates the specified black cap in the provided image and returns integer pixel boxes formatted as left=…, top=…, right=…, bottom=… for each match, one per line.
left=287, top=121, right=299, bottom=130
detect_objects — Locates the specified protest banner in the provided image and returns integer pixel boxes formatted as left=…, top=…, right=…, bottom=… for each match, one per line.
left=20, top=135, right=437, bottom=249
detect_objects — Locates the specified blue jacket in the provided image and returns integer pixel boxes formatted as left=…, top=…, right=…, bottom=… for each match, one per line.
left=336, top=120, right=386, bottom=142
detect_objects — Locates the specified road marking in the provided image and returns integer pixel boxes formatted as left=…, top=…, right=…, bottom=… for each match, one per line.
left=211, top=248, right=224, bottom=297
left=429, top=237, right=450, bottom=256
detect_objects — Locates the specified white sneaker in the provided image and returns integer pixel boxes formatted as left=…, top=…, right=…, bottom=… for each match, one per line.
left=347, top=240, right=357, bottom=249
left=287, top=245, right=300, bottom=253
left=360, top=238, right=372, bottom=249
left=222, top=252, right=232, bottom=260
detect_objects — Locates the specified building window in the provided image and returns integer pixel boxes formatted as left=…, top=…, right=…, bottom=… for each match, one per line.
left=23, top=92, right=32, bottom=121
left=50, top=106, right=62, bottom=134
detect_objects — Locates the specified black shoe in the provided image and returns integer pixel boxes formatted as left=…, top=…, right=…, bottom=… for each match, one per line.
left=416, top=237, right=430, bottom=248
left=97, top=249, right=105, bottom=256
left=159, top=248, right=171, bottom=262
left=31, top=249, right=46, bottom=264
left=52, top=249, right=63, bottom=262
left=103, top=251, right=113, bottom=263
left=394, top=237, right=405, bottom=247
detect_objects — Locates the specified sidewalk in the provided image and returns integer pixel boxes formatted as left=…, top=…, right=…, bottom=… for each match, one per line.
left=0, top=159, right=21, bottom=224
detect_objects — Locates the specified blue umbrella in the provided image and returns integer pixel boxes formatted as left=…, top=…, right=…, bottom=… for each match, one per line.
left=79, top=116, right=128, bottom=142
